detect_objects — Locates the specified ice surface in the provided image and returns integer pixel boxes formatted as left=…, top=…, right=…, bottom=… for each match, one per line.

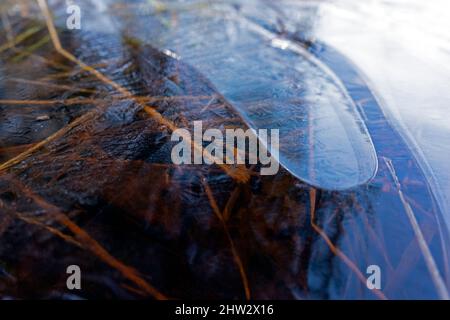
left=125, top=3, right=378, bottom=190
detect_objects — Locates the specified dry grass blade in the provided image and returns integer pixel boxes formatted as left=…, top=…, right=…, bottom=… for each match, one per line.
left=383, top=157, right=449, bottom=300
left=201, top=176, right=251, bottom=300
left=11, top=34, right=50, bottom=62
left=0, top=107, right=101, bottom=172
left=5, top=177, right=168, bottom=300
left=0, top=0, right=250, bottom=183
left=10, top=211, right=82, bottom=248
left=0, top=25, right=42, bottom=53
left=0, top=98, right=101, bottom=106
left=7, top=78, right=98, bottom=94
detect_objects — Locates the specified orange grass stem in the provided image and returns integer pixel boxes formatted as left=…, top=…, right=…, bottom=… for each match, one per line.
left=0, top=0, right=249, bottom=183
left=202, top=177, right=251, bottom=300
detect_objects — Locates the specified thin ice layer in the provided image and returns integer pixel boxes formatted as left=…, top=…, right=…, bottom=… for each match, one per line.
left=140, top=6, right=378, bottom=190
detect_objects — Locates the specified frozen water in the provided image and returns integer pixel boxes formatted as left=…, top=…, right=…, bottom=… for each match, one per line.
left=120, top=3, right=378, bottom=190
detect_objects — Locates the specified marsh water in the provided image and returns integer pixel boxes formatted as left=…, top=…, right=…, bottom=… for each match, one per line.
left=0, top=0, right=449, bottom=299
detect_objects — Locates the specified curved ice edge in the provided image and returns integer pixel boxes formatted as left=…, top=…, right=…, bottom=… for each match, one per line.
left=313, top=41, right=450, bottom=273
left=233, top=15, right=379, bottom=190
left=310, top=41, right=449, bottom=218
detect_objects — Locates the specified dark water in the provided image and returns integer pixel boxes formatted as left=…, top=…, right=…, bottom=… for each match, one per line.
left=0, top=0, right=449, bottom=299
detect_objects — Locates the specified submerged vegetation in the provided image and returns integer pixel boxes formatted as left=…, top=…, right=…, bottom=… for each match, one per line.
left=0, top=0, right=449, bottom=299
